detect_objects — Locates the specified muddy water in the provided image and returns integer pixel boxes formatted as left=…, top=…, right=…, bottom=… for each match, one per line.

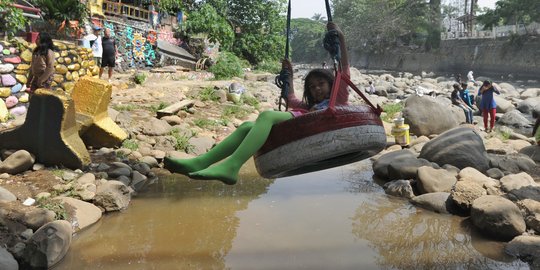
left=54, top=160, right=528, bottom=270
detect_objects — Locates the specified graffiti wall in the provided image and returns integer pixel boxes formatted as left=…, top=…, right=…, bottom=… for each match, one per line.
left=99, top=20, right=181, bottom=70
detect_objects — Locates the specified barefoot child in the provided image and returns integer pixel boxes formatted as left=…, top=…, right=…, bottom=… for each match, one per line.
left=164, top=22, right=350, bottom=185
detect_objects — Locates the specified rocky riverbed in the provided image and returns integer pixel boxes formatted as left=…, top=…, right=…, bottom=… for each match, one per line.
left=0, top=66, right=539, bottom=269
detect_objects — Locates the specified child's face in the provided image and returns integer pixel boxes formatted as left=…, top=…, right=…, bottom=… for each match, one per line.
left=307, top=77, right=331, bottom=103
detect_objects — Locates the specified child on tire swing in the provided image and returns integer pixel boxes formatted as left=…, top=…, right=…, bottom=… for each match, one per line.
left=164, top=22, right=350, bottom=185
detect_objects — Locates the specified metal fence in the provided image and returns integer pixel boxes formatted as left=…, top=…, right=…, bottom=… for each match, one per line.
left=442, top=22, right=540, bottom=40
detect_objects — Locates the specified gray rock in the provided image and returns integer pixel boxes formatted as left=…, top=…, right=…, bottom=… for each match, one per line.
left=410, top=192, right=458, bottom=214
left=141, top=118, right=172, bottom=136
left=517, top=199, right=540, bottom=233
left=76, top=173, right=96, bottom=185
left=108, top=167, right=132, bottom=178
left=387, top=158, right=433, bottom=180
left=470, top=195, right=526, bottom=240
left=94, top=180, right=131, bottom=212
left=0, top=246, right=18, bottom=270
left=500, top=172, right=539, bottom=192
left=450, top=181, right=487, bottom=211
left=130, top=171, right=148, bottom=191
left=486, top=168, right=505, bottom=179
left=116, top=175, right=131, bottom=186
left=0, top=150, right=34, bottom=174
left=56, top=197, right=102, bottom=232
left=489, top=154, right=537, bottom=174
left=23, top=220, right=72, bottom=269
left=417, top=166, right=458, bottom=194
left=0, top=186, right=17, bottom=202
left=519, top=145, right=540, bottom=162
left=188, top=136, right=216, bottom=156
left=373, top=149, right=417, bottom=180
left=383, top=180, right=415, bottom=199
left=22, top=208, right=56, bottom=231
left=508, top=186, right=540, bottom=202
left=419, top=127, right=489, bottom=172
left=132, top=162, right=151, bottom=175
left=499, top=110, right=532, bottom=127
left=139, top=156, right=158, bottom=167
left=402, top=95, right=461, bottom=136
left=505, top=235, right=540, bottom=265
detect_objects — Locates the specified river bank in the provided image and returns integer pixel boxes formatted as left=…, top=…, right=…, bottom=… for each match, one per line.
left=0, top=66, right=539, bottom=269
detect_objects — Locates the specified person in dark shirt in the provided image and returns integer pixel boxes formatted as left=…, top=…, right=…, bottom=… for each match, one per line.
left=99, top=28, right=117, bottom=81
left=451, top=83, right=474, bottom=124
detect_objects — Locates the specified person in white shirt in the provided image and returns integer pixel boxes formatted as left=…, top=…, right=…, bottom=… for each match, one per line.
left=89, top=26, right=103, bottom=67
left=467, top=70, right=475, bottom=83
left=368, top=81, right=375, bottom=94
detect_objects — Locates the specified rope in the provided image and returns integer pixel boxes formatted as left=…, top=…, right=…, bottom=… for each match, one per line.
left=275, top=0, right=292, bottom=111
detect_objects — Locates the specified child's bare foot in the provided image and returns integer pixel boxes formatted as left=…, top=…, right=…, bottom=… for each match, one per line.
left=188, top=164, right=238, bottom=185
left=163, top=156, right=208, bottom=175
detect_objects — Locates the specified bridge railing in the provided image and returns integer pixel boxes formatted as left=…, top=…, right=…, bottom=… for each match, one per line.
left=102, top=0, right=150, bottom=22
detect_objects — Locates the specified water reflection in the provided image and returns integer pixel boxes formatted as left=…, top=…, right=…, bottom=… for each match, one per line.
left=350, top=196, right=526, bottom=269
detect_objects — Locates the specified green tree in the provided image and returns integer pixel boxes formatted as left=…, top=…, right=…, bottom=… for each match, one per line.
left=35, top=0, right=88, bottom=29
left=158, top=0, right=196, bottom=14
left=0, top=0, right=28, bottom=38
left=477, top=0, right=540, bottom=31
left=185, top=3, right=234, bottom=51
left=290, top=18, right=327, bottom=63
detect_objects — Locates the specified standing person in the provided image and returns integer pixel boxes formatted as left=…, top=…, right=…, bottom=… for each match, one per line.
left=477, top=80, right=500, bottom=132
left=367, top=81, right=375, bottom=94
left=99, top=28, right=117, bottom=81
left=164, top=22, right=350, bottom=185
left=27, top=32, right=56, bottom=92
left=451, top=83, right=474, bottom=124
left=90, top=26, right=103, bottom=68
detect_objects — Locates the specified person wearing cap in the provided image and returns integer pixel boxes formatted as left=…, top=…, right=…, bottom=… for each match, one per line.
left=90, top=26, right=103, bottom=67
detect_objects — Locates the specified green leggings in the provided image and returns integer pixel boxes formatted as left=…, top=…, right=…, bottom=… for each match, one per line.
left=164, top=110, right=293, bottom=184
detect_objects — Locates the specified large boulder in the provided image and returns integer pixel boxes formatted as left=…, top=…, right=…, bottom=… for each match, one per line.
left=417, top=166, right=458, bottom=194
left=470, top=195, right=526, bottom=240
left=23, top=220, right=72, bottom=269
left=516, top=96, right=540, bottom=114
left=498, top=110, right=532, bottom=127
left=494, top=95, right=515, bottom=113
left=401, top=95, right=461, bottom=136
left=419, top=127, right=490, bottom=172
left=519, top=145, right=540, bottom=162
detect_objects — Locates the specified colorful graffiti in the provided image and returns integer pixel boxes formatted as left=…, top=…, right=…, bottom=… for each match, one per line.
left=147, top=30, right=157, bottom=46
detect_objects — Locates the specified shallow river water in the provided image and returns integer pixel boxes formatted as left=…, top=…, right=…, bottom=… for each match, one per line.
left=54, top=159, right=530, bottom=270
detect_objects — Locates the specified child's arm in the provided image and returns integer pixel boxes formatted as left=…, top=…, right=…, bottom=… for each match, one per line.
left=327, top=22, right=350, bottom=105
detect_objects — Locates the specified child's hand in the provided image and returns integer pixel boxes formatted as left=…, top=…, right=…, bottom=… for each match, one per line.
left=282, top=59, right=292, bottom=71
left=327, top=22, right=343, bottom=35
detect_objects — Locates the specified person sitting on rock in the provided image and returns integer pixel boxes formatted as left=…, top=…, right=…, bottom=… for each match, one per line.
left=451, top=83, right=474, bottom=124
left=164, top=22, right=350, bottom=185
left=460, top=82, right=475, bottom=109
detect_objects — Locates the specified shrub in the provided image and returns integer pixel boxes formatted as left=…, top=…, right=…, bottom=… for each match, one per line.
left=170, top=128, right=194, bottom=153
left=150, top=102, right=169, bottom=112
left=255, top=60, right=281, bottom=74
left=381, top=102, right=403, bottom=122
left=37, top=198, right=68, bottom=220
left=198, top=87, right=220, bottom=102
left=208, top=51, right=244, bottom=80
left=222, top=105, right=252, bottom=120
left=134, top=72, right=147, bottom=84
left=122, top=139, right=139, bottom=151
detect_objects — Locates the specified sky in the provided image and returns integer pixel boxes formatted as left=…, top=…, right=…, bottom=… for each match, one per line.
left=291, top=0, right=498, bottom=19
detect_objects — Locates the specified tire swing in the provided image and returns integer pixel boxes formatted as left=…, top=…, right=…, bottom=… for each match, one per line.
left=253, top=0, right=386, bottom=179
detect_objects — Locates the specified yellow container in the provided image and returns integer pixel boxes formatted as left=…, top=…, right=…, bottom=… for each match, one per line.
left=391, top=124, right=410, bottom=146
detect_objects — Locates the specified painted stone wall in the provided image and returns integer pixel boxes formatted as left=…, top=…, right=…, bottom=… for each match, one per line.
left=0, top=39, right=100, bottom=122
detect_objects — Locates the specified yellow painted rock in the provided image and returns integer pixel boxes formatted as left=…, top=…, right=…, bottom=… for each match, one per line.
left=53, top=74, right=64, bottom=83
left=15, top=75, right=27, bottom=84
left=78, top=69, right=86, bottom=76
left=81, top=60, right=89, bottom=68
left=72, top=72, right=79, bottom=81
left=60, top=50, right=68, bottom=57
left=54, top=42, right=67, bottom=50
left=67, top=64, right=80, bottom=71
left=0, top=88, right=11, bottom=98
left=64, top=57, right=72, bottom=65
left=16, top=64, right=30, bottom=70
left=63, top=82, right=75, bottom=92
left=85, top=48, right=92, bottom=53
left=18, top=92, right=29, bottom=103
left=69, top=49, right=77, bottom=55
left=56, top=65, right=68, bottom=74
left=92, top=66, right=100, bottom=75
left=86, top=70, right=93, bottom=77
left=67, top=44, right=76, bottom=49
left=0, top=99, right=8, bottom=122
left=51, top=81, right=57, bottom=87
left=57, top=57, right=64, bottom=64
left=54, top=52, right=61, bottom=59
left=28, top=43, right=36, bottom=50
left=20, top=49, right=33, bottom=63
left=66, top=72, right=73, bottom=81
left=89, top=60, right=95, bottom=66
left=14, top=69, right=27, bottom=75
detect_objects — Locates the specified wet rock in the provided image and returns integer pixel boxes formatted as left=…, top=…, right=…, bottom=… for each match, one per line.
left=0, top=187, right=17, bottom=202
left=116, top=175, right=131, bottom=186
left=504, top=235, right=540, bottom=267
left=0, top=149, right=34, bottom=174
left=139, top=156, right=158, bottom=168
left=383, top=180, right=415, bottom=199
left=56, top=196, right=101, bottom=232
left=23, top=220, right=72, bottom=269
left=0, top=246, right=18, bottom=270
left=387, top=157, right=432, bottom=181
left=373, top=149, right=417, bottom=180
left=132, top=162, right=151, bottom=175
left=471, top=195, right=526, bottom=240
left=410, top=192, right=458, bottom=214
left=94, top=180, right=131, bottom=212
left=108, top=167, right=131, bottom=178
left=417, top=166, right=458, bottom=194
left=130, top=171, right=148, bottom=191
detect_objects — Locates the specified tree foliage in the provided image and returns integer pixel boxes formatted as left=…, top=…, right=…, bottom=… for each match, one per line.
left=332, top=0, right=441, bottom=52
left=0, top=0, right=28, bottom=38
left=476, top=0, right=540, bottom=29
left=289, top=18, right=327, bottom=63
left=185, top=3, right=234, bottom=51
left=35, top=0, right=88, bottom=25
left=158, top=0, right=196, bottom=15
